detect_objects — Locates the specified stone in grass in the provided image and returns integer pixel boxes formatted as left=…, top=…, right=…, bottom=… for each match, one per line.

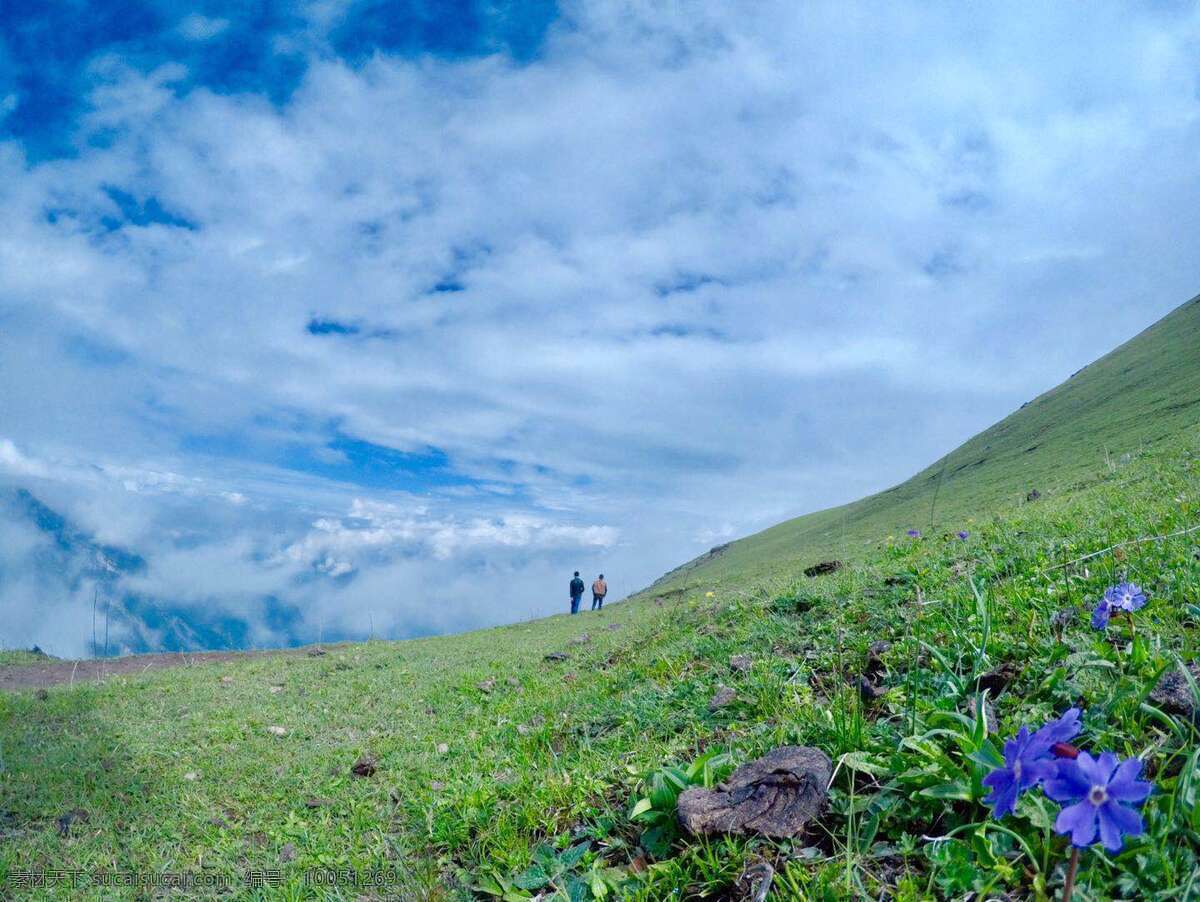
left=477, top=677, right=496, bottom=693
left=677, top=746, right=831, bottom=838
left=307, top=647, right=326, bottom=657
left=857, top=675, right=886, bottom=703
left=865, top=641, right=891, bottom=679
left=544, top=652, right=570, bottom=663
left=1151, top=662, right=1200, bottom=721
left=436, top=743, right=450, bottom=755
left=730, top=655, right=753, bottom=674
left=506, top=676, right=521, bottom=687
left=709, top=686, right=737, bottom=711
left=304, top=798, right=333, bottom=809
left=56, top=809, right=89, bottom=838
left=351, top=754, right=378, bottom=778
left=267, top=725, right=287, bottom=737
left=279, top=842, right=297, bottom=863
left=803, top=560, right=843, bottom=578
left=975, top=661, right=1019, bottom=696
left=568, top=633, right=591, bottom=646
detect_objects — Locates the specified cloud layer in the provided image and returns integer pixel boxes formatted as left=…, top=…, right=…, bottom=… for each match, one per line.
left=3, top=2, right=1200, bottom=655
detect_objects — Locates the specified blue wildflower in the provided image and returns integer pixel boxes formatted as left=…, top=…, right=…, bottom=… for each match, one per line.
left=1044, top=751, right=1151, bottom=851
left=906, top=529, right=921, bottom=538
left=1105, top=581, right=1147, bottom=613
left=1091, top=582, right=1148, bottom=630
left=957, top=530, right=970, bottom=541
left=983, top=708, right=1082, bottom=818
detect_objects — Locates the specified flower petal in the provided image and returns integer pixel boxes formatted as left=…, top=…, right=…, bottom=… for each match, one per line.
left=1031, top=707, right=1082, bottom=752
left=1107, top=759, right=1152, bottom=804
left=1044, top=759, right=1090, bottom=803
left=1073, top=751, right=1103, bottom=786
left=984, top=776, right=1020, bottom=819
left=1096, top=801, right=1144, bottom=853
left=1097, top=803, right=1126, bottom=852
left=1095, top=751, right=1120, bottom=783
left=1055, top=800, right=1099, bottom=847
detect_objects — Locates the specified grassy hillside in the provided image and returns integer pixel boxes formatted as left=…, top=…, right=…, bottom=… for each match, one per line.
left=1, top=298, right=1199, bottom=900
left=650, top=295, right=1200, bottom=593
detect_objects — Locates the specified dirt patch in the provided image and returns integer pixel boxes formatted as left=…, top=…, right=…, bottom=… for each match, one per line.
left=0, top=644, right=345, bottom=692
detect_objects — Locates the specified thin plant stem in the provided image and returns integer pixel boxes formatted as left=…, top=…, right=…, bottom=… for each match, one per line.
left=1063, top=847, right=1080, bottom=902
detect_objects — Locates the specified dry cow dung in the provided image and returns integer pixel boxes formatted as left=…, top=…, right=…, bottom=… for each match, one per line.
left=677, top=745, right=830, bottom=838
left=803, top=560, right=843, bottom=578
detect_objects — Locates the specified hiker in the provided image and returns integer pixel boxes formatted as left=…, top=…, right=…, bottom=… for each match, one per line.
left=591, top=574, right=607, bottom=610
left=569, top=571, right=585, bottom=614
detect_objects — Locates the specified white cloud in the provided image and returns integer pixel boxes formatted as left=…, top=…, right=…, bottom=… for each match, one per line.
left=0, top=439, right=49, bottom=479
left=4, top=2, right=1200, bottom=653
left=177, top=14, right=231, bottom=41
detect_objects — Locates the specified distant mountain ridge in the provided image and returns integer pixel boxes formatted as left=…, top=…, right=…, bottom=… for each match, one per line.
left=649, top=293, right=1200, bottom=592
left=0, top=487, right=308, bottom=656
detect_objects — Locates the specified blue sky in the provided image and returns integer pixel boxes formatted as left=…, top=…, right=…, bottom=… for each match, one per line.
left=3, top=1, right=1200, bottom=656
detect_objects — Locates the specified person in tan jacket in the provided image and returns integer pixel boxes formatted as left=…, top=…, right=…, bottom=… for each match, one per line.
left=591, top=574, right=607, bottom=610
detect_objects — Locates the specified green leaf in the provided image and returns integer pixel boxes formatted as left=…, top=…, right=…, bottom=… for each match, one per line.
left=591, top=872, right=610, bottom=899
left=919, top=781, right=974, bottom=801
left=560, top=841, right=590, bottom=869
left=473, top=874, right=507, bottom=896
left=648, top=774, right=678, bottom=810
left=513, top=865, right=551, bottom=890
left=968, top=740, right=1004, bottom=769
left=840, top=750, right=888, bottom=776
left=628, top=798, right=653, bottom=820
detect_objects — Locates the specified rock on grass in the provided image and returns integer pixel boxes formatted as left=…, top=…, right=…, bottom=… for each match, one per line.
left=677, top=746, right=831, bottom=838
left=1151, top=662, right=1200, bottom=721
left=709, top=686, right=736, bottom=711
left=351, top=754, right=377, bottom=778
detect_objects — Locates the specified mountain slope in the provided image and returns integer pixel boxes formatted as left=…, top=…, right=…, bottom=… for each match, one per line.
left=3, top=297, right=1200, bottom=899
left=650, top=294, right=1200, bottom=591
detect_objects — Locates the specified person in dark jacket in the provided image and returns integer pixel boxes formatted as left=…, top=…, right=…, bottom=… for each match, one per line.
left=569, top=571, right=585, bottom=614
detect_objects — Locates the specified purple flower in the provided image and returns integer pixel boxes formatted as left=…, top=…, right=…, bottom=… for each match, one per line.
left=1044, top=751, right=1151, bottom=851
left=1091, top=582, right=1148, bottom=630
left=906, top=529, right=921, bottom=538
left=983, top=708, right=1082, bottom=818
left=956, top=530, right=970, bottom=541
left=1104, top=582, right=1147, bottom=613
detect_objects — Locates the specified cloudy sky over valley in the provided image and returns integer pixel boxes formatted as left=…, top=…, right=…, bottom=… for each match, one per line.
left=3, top=1, right=1200, bottom=656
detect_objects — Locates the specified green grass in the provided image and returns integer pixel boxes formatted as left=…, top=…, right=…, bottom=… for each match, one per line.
left=0, top=651, right=48, bottom=667
left=2, top=297, right=1200, bottom=899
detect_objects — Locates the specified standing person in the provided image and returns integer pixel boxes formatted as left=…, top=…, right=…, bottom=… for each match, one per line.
left=591, top=574, right=607, bottom=610
left=569, top=571, right=585, bottom=614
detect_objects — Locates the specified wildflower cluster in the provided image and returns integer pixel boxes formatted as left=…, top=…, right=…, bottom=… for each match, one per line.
left=984, top=707, right=1152, bottom=853
left=1090, top=581, right=1147, bottom=630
